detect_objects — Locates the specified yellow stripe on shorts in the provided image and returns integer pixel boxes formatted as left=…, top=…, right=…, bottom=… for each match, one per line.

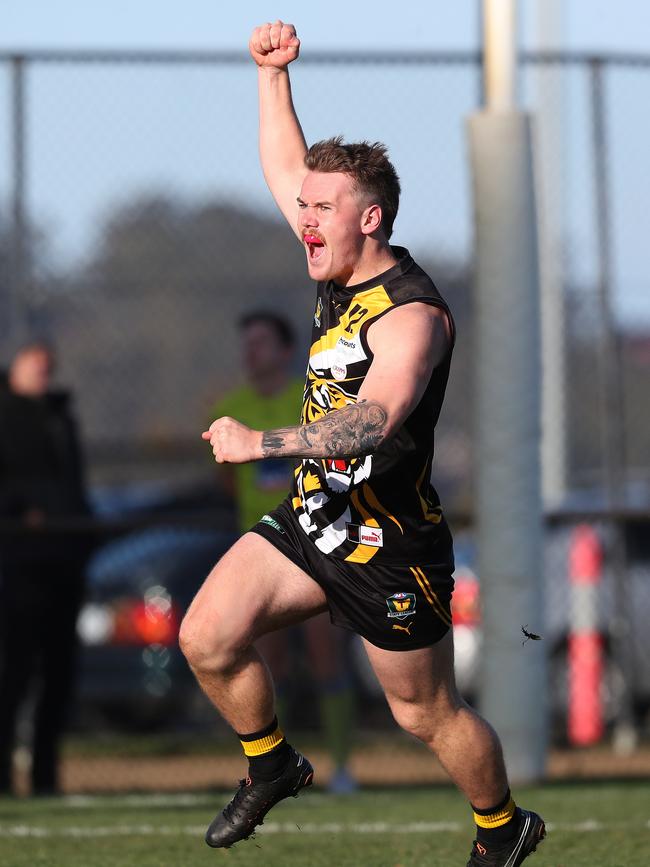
left=410, top=566, right=452, bottom=627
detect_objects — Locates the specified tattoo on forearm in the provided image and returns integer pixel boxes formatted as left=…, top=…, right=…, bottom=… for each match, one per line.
left=262, top=400, right=388, bottom=459
left=259, top=431, right=286, bottom=451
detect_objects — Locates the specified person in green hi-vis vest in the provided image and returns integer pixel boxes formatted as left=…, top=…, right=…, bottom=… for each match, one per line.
left=211, top=311, right=356, bottom=794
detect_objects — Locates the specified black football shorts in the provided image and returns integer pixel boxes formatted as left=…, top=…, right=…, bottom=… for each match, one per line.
left=249, top=498, right=454, bottom=651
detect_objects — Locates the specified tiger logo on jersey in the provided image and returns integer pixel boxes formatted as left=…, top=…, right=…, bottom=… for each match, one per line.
left=301, top=372, right=355, bottom=424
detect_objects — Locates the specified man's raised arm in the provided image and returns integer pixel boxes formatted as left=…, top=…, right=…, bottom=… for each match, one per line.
left=249, top=20, right=308, bottom=234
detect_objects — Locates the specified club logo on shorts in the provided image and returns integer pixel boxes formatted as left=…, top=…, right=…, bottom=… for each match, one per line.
left=260, top=514, right=285, bottom=534
left=346, top=524, right=383, bottom=547
left=386, top=592, right=417, bottom=619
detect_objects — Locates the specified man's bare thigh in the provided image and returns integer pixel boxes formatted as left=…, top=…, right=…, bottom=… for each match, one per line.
left=183, top=532, right=328, bottom=647
left=363, top=631, right=459, bottom=707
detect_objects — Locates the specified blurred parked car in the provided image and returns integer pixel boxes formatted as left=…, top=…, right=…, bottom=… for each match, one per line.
left=76, top=525, right=235, bottom=729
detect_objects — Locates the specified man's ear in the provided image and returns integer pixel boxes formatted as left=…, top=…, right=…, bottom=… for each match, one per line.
left=361, top=203, right=383, bottom=236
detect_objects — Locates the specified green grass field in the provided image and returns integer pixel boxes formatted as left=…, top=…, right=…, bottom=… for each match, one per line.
left=0, top=783, right=647, bottom=867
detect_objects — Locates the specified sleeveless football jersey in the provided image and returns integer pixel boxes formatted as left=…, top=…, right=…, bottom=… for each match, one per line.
left=291, top=246, right=456, bottom=569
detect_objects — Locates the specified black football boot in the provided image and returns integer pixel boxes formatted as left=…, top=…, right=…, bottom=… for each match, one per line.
left=205, top=747, right=314, bottom=848
left=466, top=809, right=546, bottom=867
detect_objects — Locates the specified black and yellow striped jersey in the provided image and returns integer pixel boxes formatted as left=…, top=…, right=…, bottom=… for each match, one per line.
left=291, top=246, right=456, bottom=569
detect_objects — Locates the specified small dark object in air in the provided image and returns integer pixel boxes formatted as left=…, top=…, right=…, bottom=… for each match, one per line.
left=521, top=625, right=543, bottom=645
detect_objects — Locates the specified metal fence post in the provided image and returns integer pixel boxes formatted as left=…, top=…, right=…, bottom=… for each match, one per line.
left=532, top=2, right=568, bottom=509
left=9, top=54, right=29, bottom=344
left=589, top=59, right=636, bottom=751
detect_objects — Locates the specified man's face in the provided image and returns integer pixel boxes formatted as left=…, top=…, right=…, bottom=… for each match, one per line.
left=298, top=171, right=370, bottom=284
left=242, top=322, right=292, bottom=380
left=10, top=347, right=55, bottom=397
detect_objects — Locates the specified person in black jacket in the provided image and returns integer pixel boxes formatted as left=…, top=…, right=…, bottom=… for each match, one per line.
left=0, top=339, right=90, bottom=795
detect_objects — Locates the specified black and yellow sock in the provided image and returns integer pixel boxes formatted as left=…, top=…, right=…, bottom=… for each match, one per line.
left=472, top=789, right=519, bottom=847
left=237, top=716, right=291, bottom=782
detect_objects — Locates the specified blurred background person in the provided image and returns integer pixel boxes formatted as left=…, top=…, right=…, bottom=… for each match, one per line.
left=0, top=339, right=90, bottom=795
left=210, top=311, right=357, bottom=793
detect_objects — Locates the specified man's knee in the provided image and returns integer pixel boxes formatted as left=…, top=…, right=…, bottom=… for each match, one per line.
left=179, top=611, right=249, bottom=675
left=389, top=698, right=435, bottom=742
left=178, top=552, right=261, bottom=675
left=389, top=689, right=462, bottom=744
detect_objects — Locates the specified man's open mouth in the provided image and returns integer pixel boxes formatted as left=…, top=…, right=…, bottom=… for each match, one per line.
left=303, top=233, right=326, bottom=263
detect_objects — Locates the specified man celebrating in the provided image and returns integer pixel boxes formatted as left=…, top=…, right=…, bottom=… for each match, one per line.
left=181, top=21, right=545, bottom=866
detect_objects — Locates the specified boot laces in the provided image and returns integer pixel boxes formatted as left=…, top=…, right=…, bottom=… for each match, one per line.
left=223, top=778, right=254, bottom=824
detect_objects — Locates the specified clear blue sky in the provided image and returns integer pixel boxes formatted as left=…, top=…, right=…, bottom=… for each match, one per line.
left=2, top=0, right=650, bottom=53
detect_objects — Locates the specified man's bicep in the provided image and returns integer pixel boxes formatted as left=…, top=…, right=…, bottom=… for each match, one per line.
left=358, top=306, right=449, bottom=433
left=357, top=344, right=433, bottom=433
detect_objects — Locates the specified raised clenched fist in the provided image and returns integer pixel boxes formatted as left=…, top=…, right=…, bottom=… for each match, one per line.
left=249, top=20, right=300, bottom=69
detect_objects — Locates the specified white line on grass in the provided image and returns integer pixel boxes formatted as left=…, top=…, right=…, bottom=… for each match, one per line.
left=0, top=820, right=645, bottom=838
left=63, top=793, right=212, bottom=809
left=59, top=792, right=337, bottom=809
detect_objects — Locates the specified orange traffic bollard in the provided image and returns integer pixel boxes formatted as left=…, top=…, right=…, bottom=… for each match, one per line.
left=568, top=524, right=604, bottom=745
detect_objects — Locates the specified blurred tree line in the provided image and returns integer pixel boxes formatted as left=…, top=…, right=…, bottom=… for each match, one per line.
left=2, top=192, right=647, bottom=507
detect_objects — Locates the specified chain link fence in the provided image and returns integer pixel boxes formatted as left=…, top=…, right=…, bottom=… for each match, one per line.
left=1, top=50, right=649, bottom=792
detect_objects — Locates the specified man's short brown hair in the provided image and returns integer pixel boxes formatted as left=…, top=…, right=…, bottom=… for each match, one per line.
left=304, top=136, right=401, bottom=239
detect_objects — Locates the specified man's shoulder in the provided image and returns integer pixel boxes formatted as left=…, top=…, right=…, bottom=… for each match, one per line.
left=385, top=249, right=434, bottom=291
left=380, top=249, right=451, bottom=313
